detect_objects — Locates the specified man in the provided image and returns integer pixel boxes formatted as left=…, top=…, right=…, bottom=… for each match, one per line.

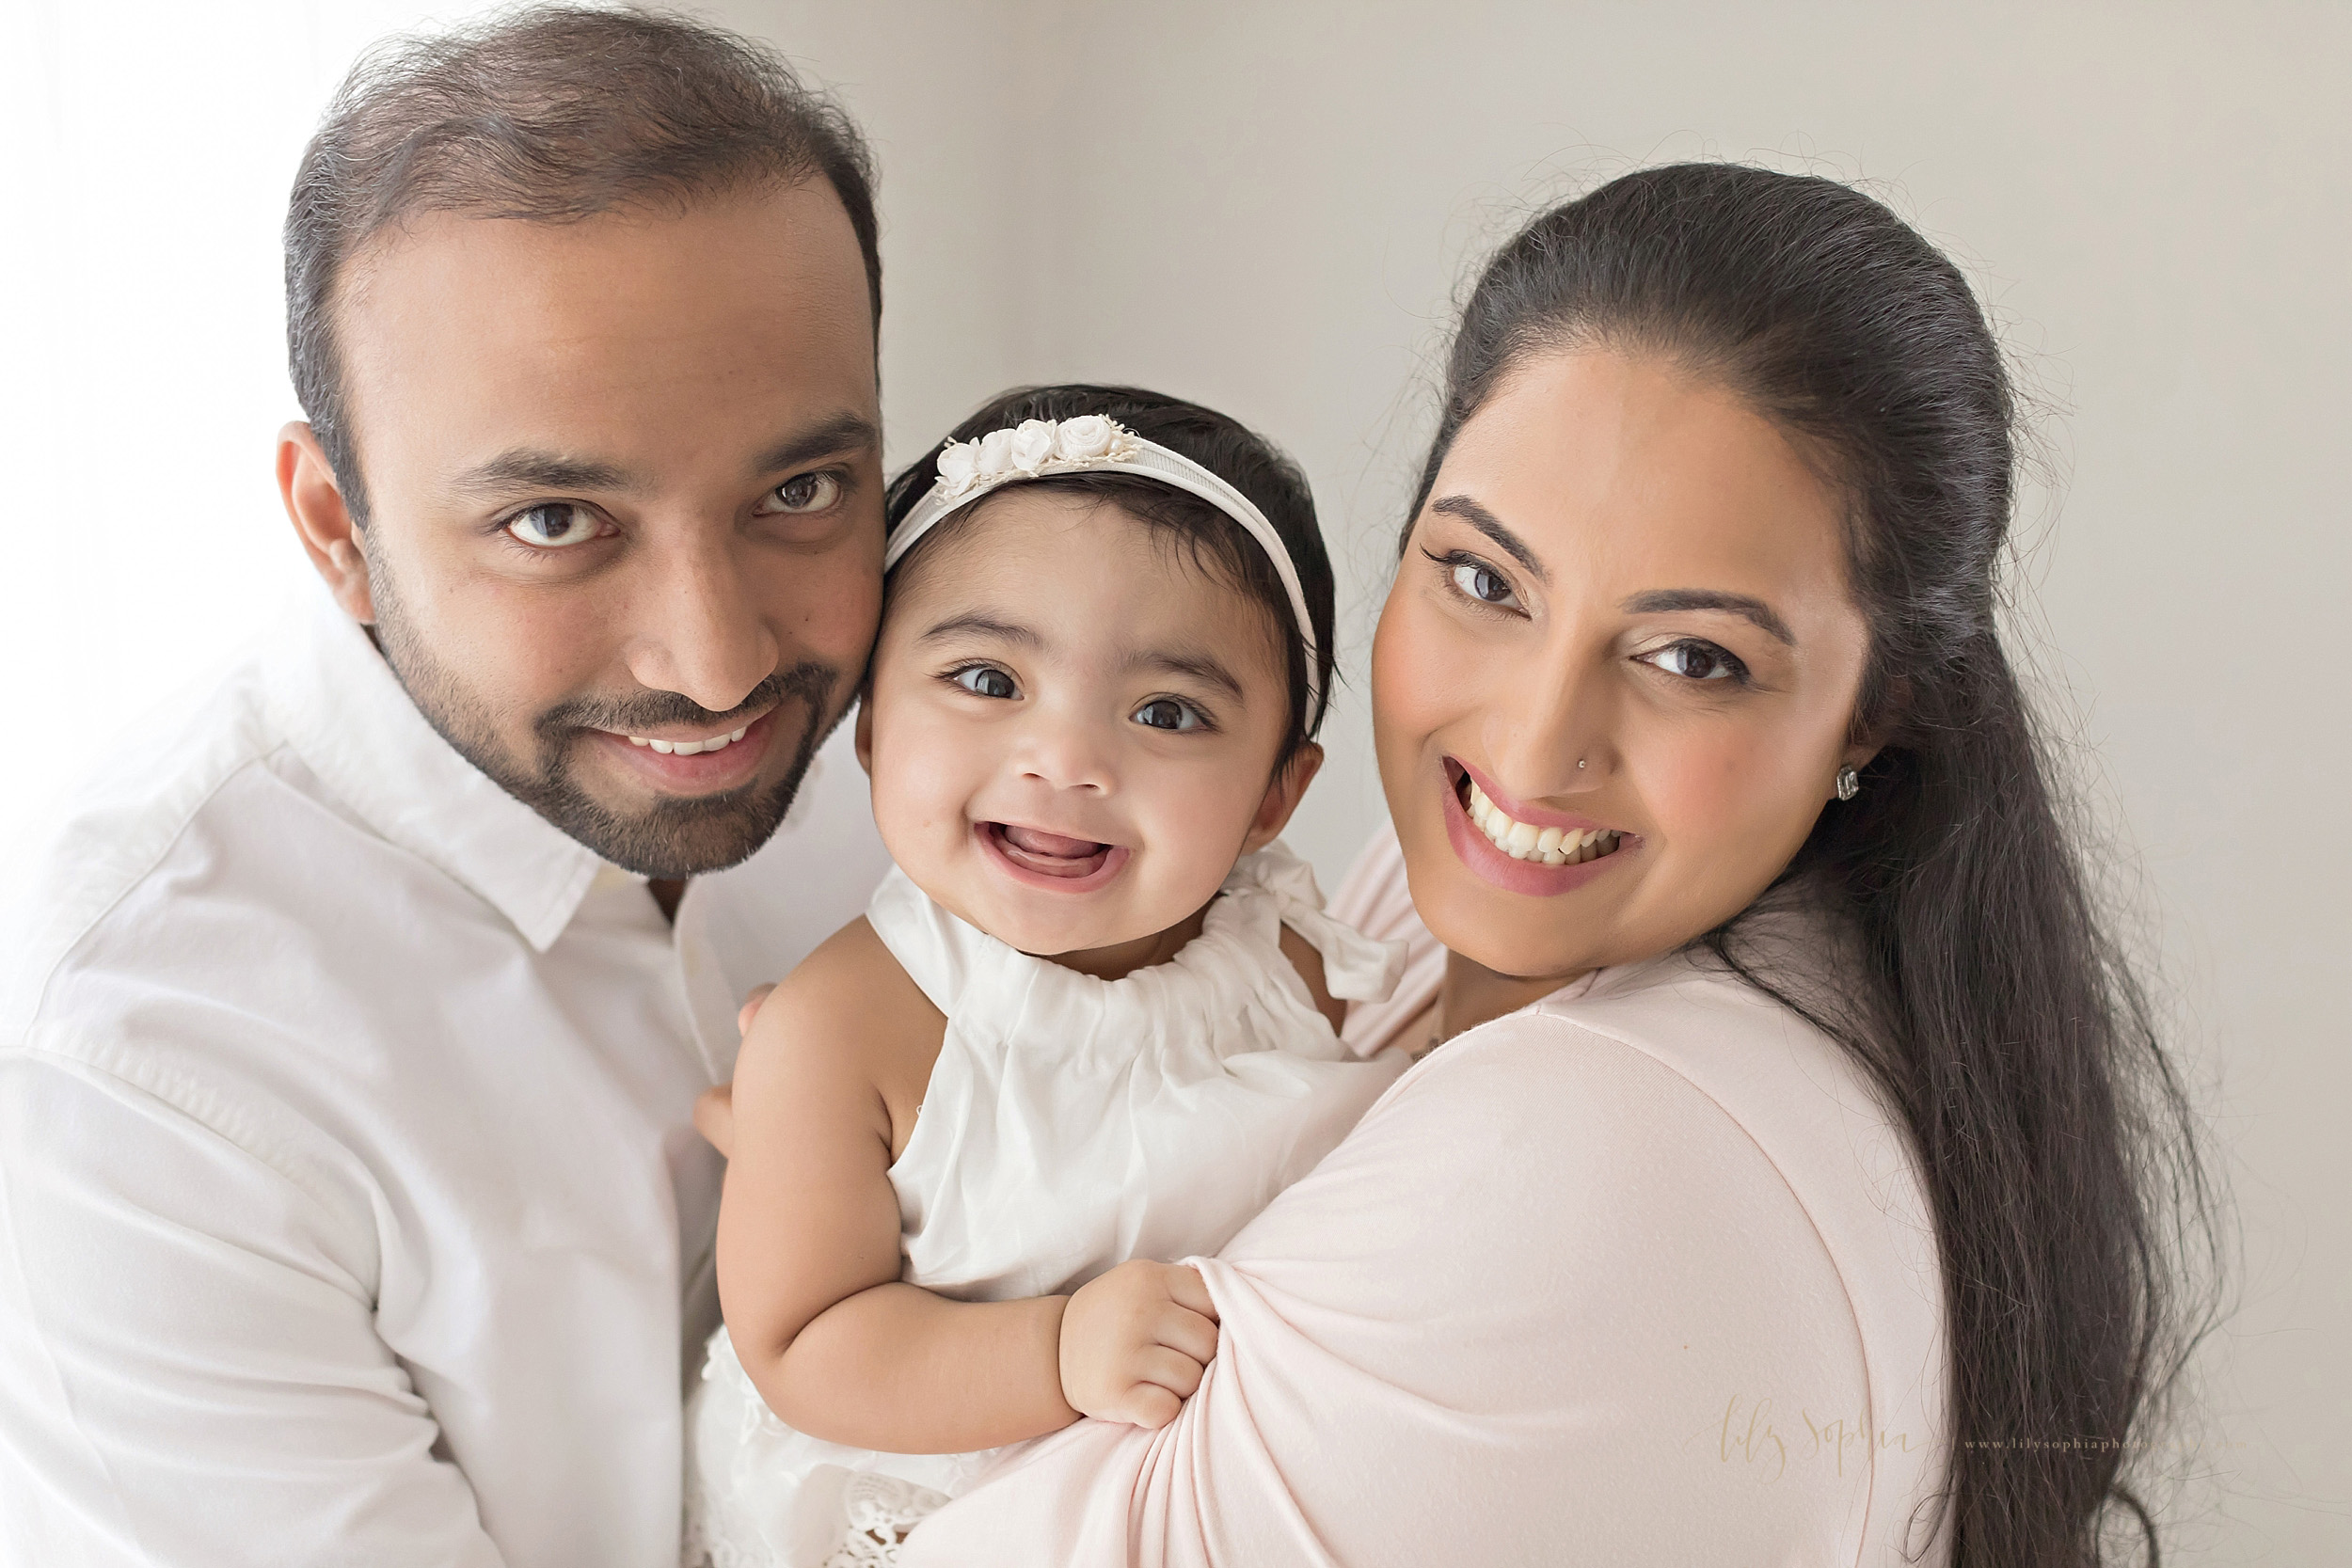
left=0, top=10, right=892, bottom=1564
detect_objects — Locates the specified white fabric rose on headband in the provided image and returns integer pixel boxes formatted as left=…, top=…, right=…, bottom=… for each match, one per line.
left=1054, top=415, right=1117, bottom=461
left=976, top=428, right=1017, bottom=479
left=936, top=441, right=978, bottom=489
left=1011, top=420, right=1057, bottom=474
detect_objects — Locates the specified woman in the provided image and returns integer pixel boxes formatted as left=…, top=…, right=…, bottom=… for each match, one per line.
left=889, top=164, right=2215, bottom=1564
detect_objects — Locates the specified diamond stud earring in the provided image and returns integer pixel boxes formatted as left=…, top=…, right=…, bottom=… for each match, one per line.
left=1836, top=765, right=1860, bottom=800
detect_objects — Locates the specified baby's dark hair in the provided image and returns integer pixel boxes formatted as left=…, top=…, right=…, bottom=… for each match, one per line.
left=883, top=385, right=1336, bottom=768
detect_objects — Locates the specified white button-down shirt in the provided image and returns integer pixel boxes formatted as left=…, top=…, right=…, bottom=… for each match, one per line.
left=0, top=588, right=889, bottom=1567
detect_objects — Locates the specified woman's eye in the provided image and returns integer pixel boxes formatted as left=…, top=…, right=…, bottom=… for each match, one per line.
left=1449, top=561, right=1520, bottom=608
left=952, top=666, right=1018, bottom=700
left=1132, top=698, right=1205, bottom=733
left=503, top=503, right=605, bottom=549
left=1645, top=641, right=1746, bottom=683
left=758, top=471, right=843, bottom=515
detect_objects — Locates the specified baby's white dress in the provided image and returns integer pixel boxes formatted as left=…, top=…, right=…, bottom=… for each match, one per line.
left=682, top=841, right=1408, bottom=1568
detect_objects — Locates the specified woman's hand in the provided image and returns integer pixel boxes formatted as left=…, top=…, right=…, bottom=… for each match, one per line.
left=1057, top=1260, right=1220, bottom=1428
left=692, top=983, right=780, bottom=1159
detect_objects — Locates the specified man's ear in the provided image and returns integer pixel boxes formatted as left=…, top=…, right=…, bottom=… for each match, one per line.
left=1240, top=741, right=1325, bottom=856
left=851, top=685, right=875, bottom=777
left=278, top=421, right=374, bottom=624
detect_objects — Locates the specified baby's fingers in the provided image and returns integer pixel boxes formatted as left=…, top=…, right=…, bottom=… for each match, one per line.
left=1115, top=1382, right=1184, bottom=1430
left=1136, top=1345, right=1209, bottom=1402
left=1154, top=1303, right=1219, bottom=1367
left=1164, top=1263, right=1218, bottom=1323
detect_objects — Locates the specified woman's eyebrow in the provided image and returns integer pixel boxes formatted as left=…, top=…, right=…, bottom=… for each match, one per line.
left=1620, top=589, right=1796, bottom=645
left=1430, top=495, right=1549, bottom=583
left=918, top=613, right=1042, bottom=648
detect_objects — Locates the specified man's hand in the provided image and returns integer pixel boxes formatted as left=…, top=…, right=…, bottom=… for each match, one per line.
left=1057, top=1260, right=1219, bottom=1428
left=693, top=984, right=780, bottom=1159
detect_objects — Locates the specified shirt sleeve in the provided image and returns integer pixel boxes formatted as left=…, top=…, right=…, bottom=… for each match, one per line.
left=0, top=1051, right=506, bottom=1568
left=898, top=1015, right=1877, bottom=1566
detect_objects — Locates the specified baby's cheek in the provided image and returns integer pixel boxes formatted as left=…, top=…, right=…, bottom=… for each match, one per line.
left=867, top=716, right=977, bottom=861
left=1135, top=769, right=1263, bottom=901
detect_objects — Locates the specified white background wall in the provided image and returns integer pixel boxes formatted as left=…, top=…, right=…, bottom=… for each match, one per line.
left=4, top=2, right=2344, bottom=1559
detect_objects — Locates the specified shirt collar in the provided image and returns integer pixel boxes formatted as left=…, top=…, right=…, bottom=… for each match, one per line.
left=262, top=585, right=605, bottom=953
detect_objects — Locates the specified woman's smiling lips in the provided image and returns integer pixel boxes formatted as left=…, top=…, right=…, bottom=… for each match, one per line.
left=977, top=820, right=1133, bottom=894
left=587, top=705, right=779, bottom=794
left=1441, top=756, right=1635, bottom=897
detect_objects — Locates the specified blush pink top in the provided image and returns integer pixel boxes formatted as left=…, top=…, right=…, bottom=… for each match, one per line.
left=898, top=825, right=1954, bottom=1566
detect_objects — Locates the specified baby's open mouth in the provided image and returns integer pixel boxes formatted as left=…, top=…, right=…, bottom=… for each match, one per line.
left=987, top=822, right=1117, bottom=879
left=1455, top=769, right=1624, bottom=866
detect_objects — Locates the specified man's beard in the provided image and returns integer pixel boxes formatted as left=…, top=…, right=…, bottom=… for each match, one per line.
left=369, top=573, right=844, bottom=880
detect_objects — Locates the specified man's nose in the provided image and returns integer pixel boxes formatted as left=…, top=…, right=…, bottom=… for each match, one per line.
left=621, top=530, right=780, bottom=716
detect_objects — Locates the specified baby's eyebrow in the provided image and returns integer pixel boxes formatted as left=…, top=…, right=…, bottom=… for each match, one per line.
left=918, top=614, right=1042, bottom=648
left=1127, top=649, right=1246, bottom=703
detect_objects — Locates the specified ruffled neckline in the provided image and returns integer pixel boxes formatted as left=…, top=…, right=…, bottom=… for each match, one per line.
left=868, top=839, right=1405, bottom=1058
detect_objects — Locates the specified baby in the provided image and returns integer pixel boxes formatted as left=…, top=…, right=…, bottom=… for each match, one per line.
left=683, top=386, right=1407, bottom=1567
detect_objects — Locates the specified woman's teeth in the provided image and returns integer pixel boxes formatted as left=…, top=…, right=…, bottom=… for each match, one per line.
left=626, top=726, right=749, bottom=756
left=1466, top=779, right=1622, bottom=865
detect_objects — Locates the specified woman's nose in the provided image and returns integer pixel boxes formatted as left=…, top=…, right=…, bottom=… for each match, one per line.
left=1486, top=657, right=1612, bottom=799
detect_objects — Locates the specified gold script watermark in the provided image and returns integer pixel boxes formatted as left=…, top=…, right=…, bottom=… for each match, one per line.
left=1697, top=1394, right=1914, bottom=1481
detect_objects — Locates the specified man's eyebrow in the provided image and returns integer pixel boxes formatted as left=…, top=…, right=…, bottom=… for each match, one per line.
left=751, top=411, right=881, bottom=478
left=1429, top=495, right=1549, bottom=583
left=451, top=451, right=639, bottom=497
left=444, top=411, right=880, bottom=500
left=917, top=614, right=1043, bottom=649
left=1126, top=649, right=1247, bottom=703
left=1621, top=589, right=1796, bottom=645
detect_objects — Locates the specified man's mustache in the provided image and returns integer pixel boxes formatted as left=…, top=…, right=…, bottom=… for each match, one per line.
left=533, top=660, right=839, bottom=740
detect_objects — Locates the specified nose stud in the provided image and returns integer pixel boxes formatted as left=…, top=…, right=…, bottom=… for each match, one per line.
left=1577, top=758, right=1586, bottom=770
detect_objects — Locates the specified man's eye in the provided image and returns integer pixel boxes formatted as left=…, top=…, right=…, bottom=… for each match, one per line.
left=1644, top=640, right=1746, bottom=683
left=953, top=666, right=1017, bottom=700
left=504, top=503, right=605, bottom=548
left=1449, top=561, right=1519, bottom=608
left=758, top=472, right=844, bottom=515
left=1132, top=698, right=1204, bottom=733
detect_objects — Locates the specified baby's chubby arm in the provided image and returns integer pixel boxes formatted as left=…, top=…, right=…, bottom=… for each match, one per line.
left=715, top=920, right=1217, bottom=1453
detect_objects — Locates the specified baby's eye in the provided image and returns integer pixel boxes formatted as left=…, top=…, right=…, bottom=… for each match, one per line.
left=1132, top=697, right=1205, bottom=733
left=1449, top=561, right=1520, bottom=609
left=1640, top=640, right=1747, bottom=683
left=503, top=502, right=606, bottom=549
left=953, top=666, right=1018, bottom=700
left=755, top=471, right=843, bottom=515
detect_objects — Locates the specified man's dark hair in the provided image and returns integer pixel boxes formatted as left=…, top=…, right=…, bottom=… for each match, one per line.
left=285, top=4, right=881, bottom=522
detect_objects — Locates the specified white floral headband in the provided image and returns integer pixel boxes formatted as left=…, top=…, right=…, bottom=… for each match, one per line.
left=884, top=414, right=1324, bottom=719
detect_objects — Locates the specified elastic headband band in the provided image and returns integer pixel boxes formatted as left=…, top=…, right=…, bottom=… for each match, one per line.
left=883, top=415, right=1323, bottom=721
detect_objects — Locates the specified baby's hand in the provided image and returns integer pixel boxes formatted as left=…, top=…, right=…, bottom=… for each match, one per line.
left=1057, top=1260, right=1220, bottom=1428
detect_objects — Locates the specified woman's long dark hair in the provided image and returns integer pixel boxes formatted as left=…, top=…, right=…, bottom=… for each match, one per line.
left=1411, top=164, right=2222, bottom=1565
